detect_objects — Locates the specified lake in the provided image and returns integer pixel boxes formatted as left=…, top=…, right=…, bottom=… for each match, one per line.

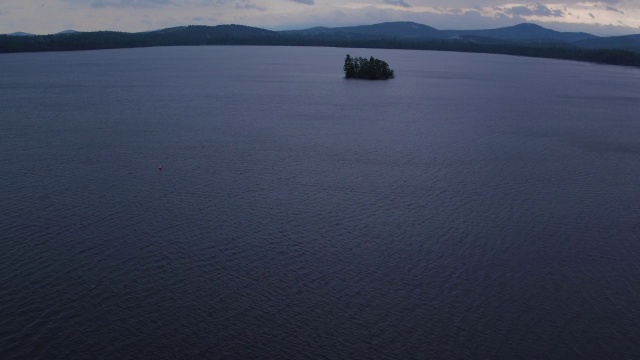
left=1, top=46, right=639, bottom=359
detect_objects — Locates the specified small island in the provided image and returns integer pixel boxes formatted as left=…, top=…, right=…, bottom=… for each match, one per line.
left=343, top=55, right=395, bottom=80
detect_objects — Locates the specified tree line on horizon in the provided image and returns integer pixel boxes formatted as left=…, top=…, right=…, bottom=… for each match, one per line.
left=1, top=27, right=640, bottom=68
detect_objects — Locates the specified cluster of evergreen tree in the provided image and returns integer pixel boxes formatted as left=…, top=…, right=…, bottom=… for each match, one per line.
left=343, top=55, right=395, bottom=80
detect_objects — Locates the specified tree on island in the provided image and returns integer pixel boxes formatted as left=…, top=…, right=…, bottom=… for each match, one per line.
left=344, top=54, right=395, bottom=80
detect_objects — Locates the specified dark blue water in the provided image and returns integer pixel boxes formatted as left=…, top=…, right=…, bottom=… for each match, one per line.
left=1, top=46, right=639, bottom=359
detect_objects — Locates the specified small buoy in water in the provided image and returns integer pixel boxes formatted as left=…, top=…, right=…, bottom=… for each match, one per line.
left=158, top=164, right=162, bottom=171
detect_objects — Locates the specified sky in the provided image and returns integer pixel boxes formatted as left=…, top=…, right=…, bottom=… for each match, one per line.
left=1, top=1, right=640, bottom=36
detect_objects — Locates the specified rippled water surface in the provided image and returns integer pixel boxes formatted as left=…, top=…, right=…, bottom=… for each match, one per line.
left=1, top=46, right=640, bottom=359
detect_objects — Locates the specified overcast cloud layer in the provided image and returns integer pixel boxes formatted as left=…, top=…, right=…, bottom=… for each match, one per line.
left=1, top=0, right=639, bottom=36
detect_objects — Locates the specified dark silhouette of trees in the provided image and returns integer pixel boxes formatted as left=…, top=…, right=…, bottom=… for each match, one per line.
left=2, top=26, right=640, bottom=69
left=344, top=55, right=394, bottom=79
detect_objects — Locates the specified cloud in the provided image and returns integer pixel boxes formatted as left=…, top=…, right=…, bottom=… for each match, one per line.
left=77, top=0, right=174, bottom=9
left=236, top=3, right=265, bottom=11
left=67, top=0, right=258, bottom=9
left=503, top=3, right=564, bottom=18
left=383, top=0, right=411, bottom=8
left=606, top=6, right=623, bottom=14
left=5, top=0, right=640, bottom=37
left=289, top=0, right=314, bottom=5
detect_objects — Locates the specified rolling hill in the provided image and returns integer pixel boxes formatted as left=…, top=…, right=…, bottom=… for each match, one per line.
left=575, top=34, right=640, bottom=53
left=2, top=22, right=640, bottom=67
left=284, top=22, right=598, bottom=44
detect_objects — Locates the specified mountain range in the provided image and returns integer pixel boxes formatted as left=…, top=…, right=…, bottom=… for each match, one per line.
left=2, top=22, right=640, bottom=67
left=281, top=22, right=640, bottom=52
left=5, top=22, right=639, bottom=52
left=8, top=30, right=80, bottom=37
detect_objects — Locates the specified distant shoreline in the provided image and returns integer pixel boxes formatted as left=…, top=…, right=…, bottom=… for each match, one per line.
left=2, top=23, right=639, bottom=68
